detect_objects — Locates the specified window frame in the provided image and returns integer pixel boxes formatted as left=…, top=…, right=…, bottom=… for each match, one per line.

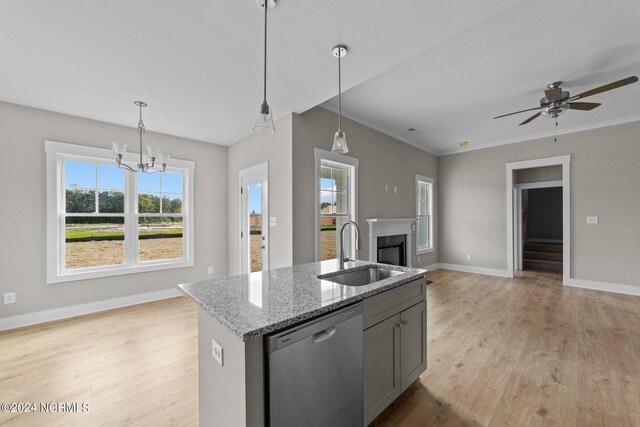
left=314, top=148, right=358, bottom=262
left=415, top=174, right=434, bottom=255
left=46, top=140, right=195, bottom=284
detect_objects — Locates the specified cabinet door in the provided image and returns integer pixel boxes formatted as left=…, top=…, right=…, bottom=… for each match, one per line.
left=364, top=313, right=401, bottom=425
left=400, top=301, right=427, bottom=391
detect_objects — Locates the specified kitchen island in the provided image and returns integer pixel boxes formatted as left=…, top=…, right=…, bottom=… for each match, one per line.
left=178, top=259, right=429, bottom=426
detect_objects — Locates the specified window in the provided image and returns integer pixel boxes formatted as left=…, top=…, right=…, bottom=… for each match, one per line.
left=46, top=141, right=194, bottom=283
left=416, top=174, right=434, bottom=254
left=314, top=149, right=358, bottom=262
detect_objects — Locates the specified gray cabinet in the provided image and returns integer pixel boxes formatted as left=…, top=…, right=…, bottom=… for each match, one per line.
left=400, top=301, right=427, bottom=390
left=363, top=313, right=401, bottom=424
left=363, top=278, right=427, bottom=426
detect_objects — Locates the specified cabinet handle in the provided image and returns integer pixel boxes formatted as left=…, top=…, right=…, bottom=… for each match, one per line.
left=401, top=320, right=408, bottom=326
left=395, top=323, right=401, bottom=328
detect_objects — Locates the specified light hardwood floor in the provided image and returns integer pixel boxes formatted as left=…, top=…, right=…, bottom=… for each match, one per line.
left=2, top=269, right=639, bottom=426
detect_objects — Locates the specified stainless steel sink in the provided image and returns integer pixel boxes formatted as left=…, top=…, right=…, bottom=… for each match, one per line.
left=319, top=266, right=404, bottom=287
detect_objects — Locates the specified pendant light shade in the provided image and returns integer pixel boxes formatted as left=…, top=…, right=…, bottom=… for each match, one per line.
left=254, top=101, right=275, bottom=135
left=331, top=45, right=348, bottom=153
left=332, top=129, right=348, bottom=153
left=253, top=0, right=276, bottom=135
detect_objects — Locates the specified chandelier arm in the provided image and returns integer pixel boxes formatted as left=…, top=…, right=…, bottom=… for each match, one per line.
left=118, top=161, right=140, bottom=173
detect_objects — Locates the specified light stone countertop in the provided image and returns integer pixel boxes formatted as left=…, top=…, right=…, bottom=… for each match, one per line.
left=178, top=259, right=428, bottom=341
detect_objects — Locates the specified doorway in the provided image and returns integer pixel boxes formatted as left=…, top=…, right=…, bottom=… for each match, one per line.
left=515, top=180, right=563, bottom=273
left=240, top=162, right=268, bottom=274
left=506, top=155, right=571, bottom=282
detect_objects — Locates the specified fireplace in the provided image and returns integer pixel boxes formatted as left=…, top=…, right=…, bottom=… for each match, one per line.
left=377, top=235, right=406, bottom=267
left=366, top=218, right=415, bottom=267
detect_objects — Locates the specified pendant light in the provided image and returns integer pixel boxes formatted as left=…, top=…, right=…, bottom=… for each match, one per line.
left=331, top=45, right=348, bottom=153
left=253, top=0, right=276, bottom=135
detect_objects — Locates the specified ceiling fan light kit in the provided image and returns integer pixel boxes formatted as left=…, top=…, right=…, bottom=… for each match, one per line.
left=494, top=76, right=639, bottom=127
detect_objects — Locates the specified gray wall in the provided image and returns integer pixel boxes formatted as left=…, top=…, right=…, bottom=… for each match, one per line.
left=292, top=107, right=438, bottom=269
left=516, top=165, right=562, bottom=183
left=439, top=120, right=640, bottom=287
left=227, top=115, right=293, bottom=275
left=0, top=101, right=228, bottom=318
left=526, top=187, right=563, bottom=241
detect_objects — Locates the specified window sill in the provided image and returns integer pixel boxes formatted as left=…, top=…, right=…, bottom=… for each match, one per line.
left=416, top=247, right=434, bottom=255
left=47, top=259, right=194, bottom=284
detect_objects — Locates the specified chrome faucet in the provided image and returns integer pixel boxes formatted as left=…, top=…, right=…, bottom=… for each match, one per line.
left=339, top=220, right=363, bottom=269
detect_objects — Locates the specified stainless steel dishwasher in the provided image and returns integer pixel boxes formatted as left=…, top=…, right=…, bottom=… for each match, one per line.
left=267, top=303, right=363, bottom=427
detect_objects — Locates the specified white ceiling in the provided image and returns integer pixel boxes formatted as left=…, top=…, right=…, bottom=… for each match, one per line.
left=324, top=0, right=640, bottom=155
left=0, top=0, right=523, bottom=146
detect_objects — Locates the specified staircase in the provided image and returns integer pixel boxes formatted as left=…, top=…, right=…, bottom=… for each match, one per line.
left=523, top=241, right=563, bottom=273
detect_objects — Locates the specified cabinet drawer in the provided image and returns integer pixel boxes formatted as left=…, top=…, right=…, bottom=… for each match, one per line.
left=363, top=278, right=426, bottom=330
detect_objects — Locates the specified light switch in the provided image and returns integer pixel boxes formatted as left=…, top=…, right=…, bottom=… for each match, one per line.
left=212, top=338, right=223, bottom=366
left=270, top=217, right=277, bottom=227
left=393, top=186, right=398, bottom=194
left=586, top=216, right=598, bottom=224
left=385, top=185, right=388, bottom=193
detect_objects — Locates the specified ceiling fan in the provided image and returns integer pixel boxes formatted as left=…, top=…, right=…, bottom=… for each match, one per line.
left=494, top=76, right=639, bottom=126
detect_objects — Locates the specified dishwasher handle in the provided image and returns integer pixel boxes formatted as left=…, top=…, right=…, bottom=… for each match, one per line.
left=312, top=326, right=337, bottom=343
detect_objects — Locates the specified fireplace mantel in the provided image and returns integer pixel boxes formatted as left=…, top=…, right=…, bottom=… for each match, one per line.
left=367, top=218, right=416, bottom=267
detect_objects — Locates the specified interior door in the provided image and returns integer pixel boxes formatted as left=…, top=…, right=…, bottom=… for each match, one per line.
left=240, top=163, right=268, bottom=274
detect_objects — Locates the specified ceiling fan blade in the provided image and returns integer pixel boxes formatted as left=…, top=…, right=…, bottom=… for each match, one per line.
left=568, top=102, right=601, bottom=111
left=519, top=112, right=541, bottom=126
left=571, top=76, right=639, bottom=100
left=494, top=106, right=541, bottom=119
left=545, top=87, right=562, bottom=102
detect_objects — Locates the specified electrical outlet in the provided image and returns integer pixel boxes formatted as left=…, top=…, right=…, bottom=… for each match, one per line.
left=466, top=254, right=472, bottom=261
left=4, top=292, right=16, bottom=304
left=417, top=256, right=421, bottom=263
left=212, top=338, right=223, bottom=366
left=207, top=266, right=214, bottom=274
left=385, top=185, right=388, bottom=192
left=586, top=216, right=598, bottom=224
left=270, top=217, right=277, bottom=227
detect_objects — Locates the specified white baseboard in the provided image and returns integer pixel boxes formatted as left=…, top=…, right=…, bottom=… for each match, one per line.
left=427, top=263, right=510, bottom=278
left=0, top=288, right=181, bottom=331
left=564, top=278, right=640, bottom=297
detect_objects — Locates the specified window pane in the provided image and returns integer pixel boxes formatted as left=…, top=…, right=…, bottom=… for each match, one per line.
left=162, top=171, right=183, bottom=194
left=417, top=216, right=429, bottom=249
left=139, top=217, right=183, bottom=262
left=139, top=193, right=161, bottom=213
left=418, top=184, right=427, bottom=201
left=418, top=198, right=426, bottom=215
left=98, top=191, right=124, bottom=213
left=66, top=188, right=96, bottom=213
left=97, top=164, right=125, bottom=191
left=320, top=166, right=333, bottom=190
left=334, top=169, right=347, bottom=192
left=320, top=216, right=337, bottom=261
left=65, top=217, right=124, bottom=269
left=138, top=172, right=161, bottom=193
left=320, top=190, right=335, bottom=214
left=162, top=194, right=183, bottom=214
left=64, top=160, right=96, bottom=188
left=335, top=192, right=347, bottom=215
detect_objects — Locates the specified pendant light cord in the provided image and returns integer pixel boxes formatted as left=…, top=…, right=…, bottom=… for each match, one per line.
left=338, top=49, right=342, bottom=130
left=263, top=1, right=268, bottom=104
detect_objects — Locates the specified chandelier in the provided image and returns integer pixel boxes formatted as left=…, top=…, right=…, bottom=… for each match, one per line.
left=112, top=101, right=168, bottom=173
